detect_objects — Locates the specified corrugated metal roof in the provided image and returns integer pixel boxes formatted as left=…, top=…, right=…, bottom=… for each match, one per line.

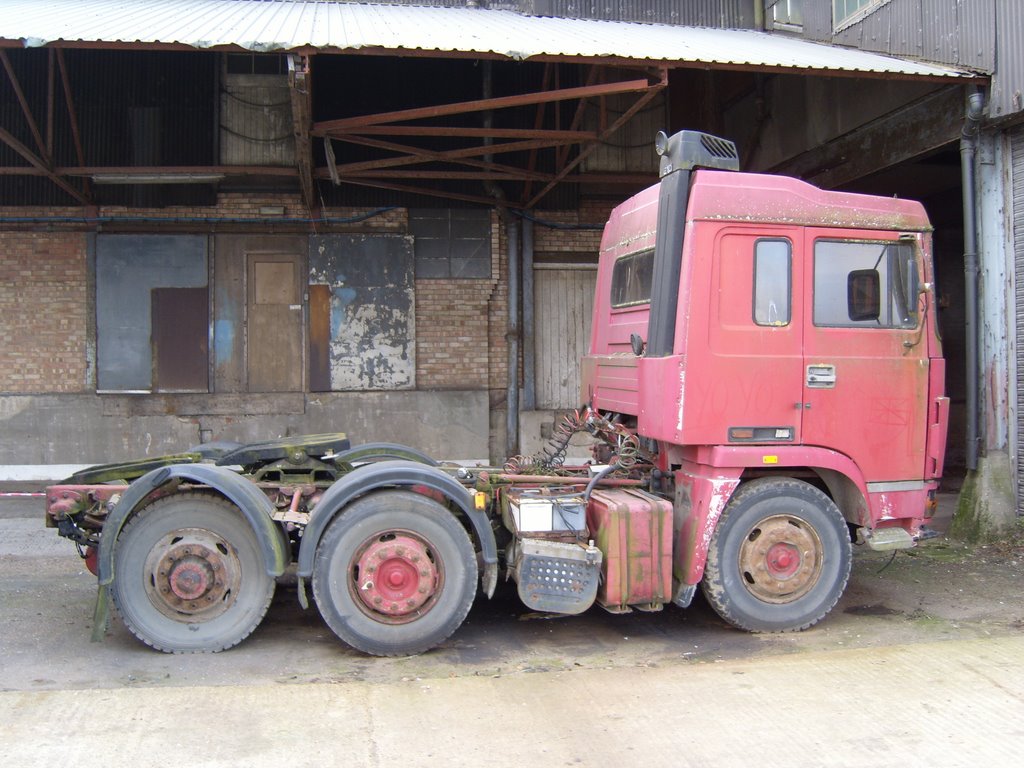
left=0, top=1, right=973, bottom=79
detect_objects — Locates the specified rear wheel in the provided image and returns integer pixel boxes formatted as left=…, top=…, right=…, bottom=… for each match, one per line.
left=701, top=478, right=851, bottom=632
left=312, top=490, right=477, bottom=656
left=111, top=493, right=275, bottom=652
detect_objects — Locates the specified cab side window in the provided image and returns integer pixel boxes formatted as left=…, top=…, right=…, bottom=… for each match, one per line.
left=813, top=240, right=918, bottom=329
left=610, top=249, right=655, bottom=308
left=753, top=239, right=792, bottom=327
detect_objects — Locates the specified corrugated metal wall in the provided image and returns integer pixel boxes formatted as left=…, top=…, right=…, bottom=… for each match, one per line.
left=803, top=0, right=995, bottom=73
left=529, top=0, right=755, bottom=27
left=1013, top=125, right=1024, bottom=510
left=992, top=0, right=1024, bottom=121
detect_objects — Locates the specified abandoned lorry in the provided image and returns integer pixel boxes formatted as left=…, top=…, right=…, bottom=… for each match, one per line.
left=44, top=131, right=949, bottom=656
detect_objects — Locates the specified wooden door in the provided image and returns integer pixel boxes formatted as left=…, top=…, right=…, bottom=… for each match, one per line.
left=247, top=253, right=304, bottom=392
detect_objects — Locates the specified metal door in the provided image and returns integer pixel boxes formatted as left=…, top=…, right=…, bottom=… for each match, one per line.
left=800, top=230, right=930, bottom=482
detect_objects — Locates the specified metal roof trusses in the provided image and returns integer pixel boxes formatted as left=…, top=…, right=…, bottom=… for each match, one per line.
left=0, top=48, right=91, bottom=205
left=0, top=54, right=666, bottom=210
left=313, top=62, right=668, bottom=209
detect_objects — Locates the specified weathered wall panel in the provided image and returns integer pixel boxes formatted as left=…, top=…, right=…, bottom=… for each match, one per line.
left=1012, top=127, right=1024, bottom=506
left=534, top=265, right=596, bottom=410
left=0, top=390, right=489, bottom=463
left=309, top=234, right=416, bottom=391
left=95, top=234, right=207, bottom=392
left=220, top=72, right=295, bottom=166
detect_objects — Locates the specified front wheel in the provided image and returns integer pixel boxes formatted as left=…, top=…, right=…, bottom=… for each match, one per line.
left=312, top=490, right=478, bottom=656
left=700, top=477, right=851, bottom=632
left=111, top=493, right=276, bottom=652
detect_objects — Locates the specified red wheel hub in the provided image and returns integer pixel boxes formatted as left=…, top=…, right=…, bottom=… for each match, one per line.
left=356, top=535, right=438, bottom=617
left=168, top=558, right=213, bottom=600
left=765, top=542, right=801, bottom=579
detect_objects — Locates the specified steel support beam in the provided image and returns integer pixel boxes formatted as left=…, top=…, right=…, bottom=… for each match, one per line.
left=0, top=126, right=88, bottom=204
left=768, top=86, right=964, bottom=189
left=0, top=50, right=48, bottom=163
left=288, top=54, right=317, bottom=214
left=525, top=69, right=668, bottom=209
left=312, top=78, right=653, bottom=135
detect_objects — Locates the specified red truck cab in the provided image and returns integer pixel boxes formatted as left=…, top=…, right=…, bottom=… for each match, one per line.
left=582, top=131, right=949, bottom=631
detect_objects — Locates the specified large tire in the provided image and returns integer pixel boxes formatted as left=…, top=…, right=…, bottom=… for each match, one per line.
left=312, top=490, right=477, bottom=656
left=111, top=493, right=275, bottom=653
left=700, top=477, right=851, bottom=632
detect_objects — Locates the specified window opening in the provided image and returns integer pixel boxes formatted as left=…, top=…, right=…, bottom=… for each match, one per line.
left=833, top=0, right=890, bottom=30
left=753, top=239, right=791, bottom=326
left=767, top=0, right=803, bottom=31
left=610, top=249, right=655, bottom=308
left=410, top=209, right=491, bottom=279
left=813, top=240, right=918, bottom=329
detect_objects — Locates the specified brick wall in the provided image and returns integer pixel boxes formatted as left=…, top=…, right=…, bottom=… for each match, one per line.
left=0, top=230, right=88, bottom=393
left=0, top=200, right=604, bottom=400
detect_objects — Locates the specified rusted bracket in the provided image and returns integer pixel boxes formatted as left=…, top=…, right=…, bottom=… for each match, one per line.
left=288, top=54, right=317, bottom=214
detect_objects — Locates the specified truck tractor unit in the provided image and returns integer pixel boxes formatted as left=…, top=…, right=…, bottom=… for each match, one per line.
left=44, top=130, right=948, bottom=656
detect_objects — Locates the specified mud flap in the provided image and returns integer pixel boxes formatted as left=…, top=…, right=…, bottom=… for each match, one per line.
left=513, top=538, right=602, bottom=615
left=91, top=584, right=110, bottom=642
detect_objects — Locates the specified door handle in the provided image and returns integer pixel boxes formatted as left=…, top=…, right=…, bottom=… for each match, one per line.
left=806, top=364, right=836, bottom=389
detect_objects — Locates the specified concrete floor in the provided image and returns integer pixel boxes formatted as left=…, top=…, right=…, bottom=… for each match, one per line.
left=3, top=489, right=1023, bottom=767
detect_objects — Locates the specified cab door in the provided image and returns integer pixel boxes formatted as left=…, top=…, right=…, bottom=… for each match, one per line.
left=800, top=232, right=929, bottom=482
left=693, top=226, right=804, bottom=446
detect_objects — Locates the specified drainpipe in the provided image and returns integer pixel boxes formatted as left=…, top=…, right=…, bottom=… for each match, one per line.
left=506, top=218, right=521, bottom=458
left=481, top=60, right=520, bottom=456
left=961, top=86, right=985, bottom=471
left=521, top=215, right=536, bottom=412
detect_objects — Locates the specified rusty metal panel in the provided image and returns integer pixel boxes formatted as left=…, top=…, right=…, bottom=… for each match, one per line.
left=308, top=283, right=332, bottom=392
left=308, top=234, right=416, bottom=391
left=991, top=1, right=1024, bottom=120
left=151, top=287, right=208, bottom=392
left=534, top=265, right=596, bottom=410
left=212, top=234, right=245, bottom=394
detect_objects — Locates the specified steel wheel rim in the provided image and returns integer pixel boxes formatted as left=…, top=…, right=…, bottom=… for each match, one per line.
left=142, top=527, right=242, bottom=621
left=348, top=530, right=443, bottom=625
left=737, top=514, right=823, bottom=604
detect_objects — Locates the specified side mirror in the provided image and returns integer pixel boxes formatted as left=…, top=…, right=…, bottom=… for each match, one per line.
left=848, top=269, right=880, bottom=322
left=630, top=333, right=645, bottom=356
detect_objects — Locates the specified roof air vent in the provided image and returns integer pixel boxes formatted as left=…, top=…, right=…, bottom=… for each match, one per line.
left=655, top=130, right=740, bottom=178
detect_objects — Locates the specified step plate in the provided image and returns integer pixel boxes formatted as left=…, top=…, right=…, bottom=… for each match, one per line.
left=514, top=538, right=602, bottom=615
